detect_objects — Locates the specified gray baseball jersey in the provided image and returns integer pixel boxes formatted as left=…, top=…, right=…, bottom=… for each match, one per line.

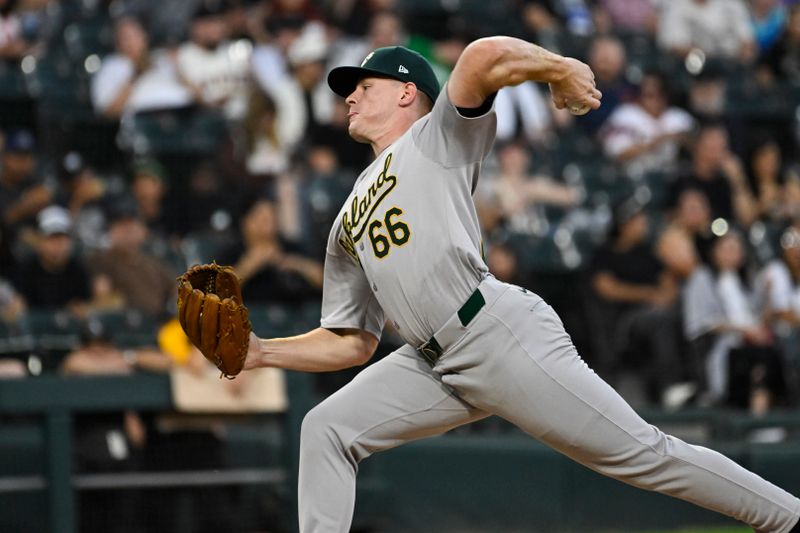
left=320, top=82, right=494, bottom=347
left=302, top=86, right=800, bottom=533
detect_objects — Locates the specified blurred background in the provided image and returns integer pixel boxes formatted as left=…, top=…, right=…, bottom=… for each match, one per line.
left=1, top=0, right=800, bottom=531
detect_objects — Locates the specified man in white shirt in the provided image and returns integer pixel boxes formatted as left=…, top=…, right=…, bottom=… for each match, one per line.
left=658, top=0, right=756, bottom=62
left=91, top=16, right=191, bottom=118
left=600, top=72, right=695, bottom=177
left=175, top=0, right=252, bottom=120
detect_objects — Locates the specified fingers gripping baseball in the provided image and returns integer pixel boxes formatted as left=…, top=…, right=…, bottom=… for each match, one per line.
left=549, top=57, right=602, bottom=115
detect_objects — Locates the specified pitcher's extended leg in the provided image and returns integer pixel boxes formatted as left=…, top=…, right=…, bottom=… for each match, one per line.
left=436, top=290, right=800, bottom=533
left=298, top=344, right=487, bottom=533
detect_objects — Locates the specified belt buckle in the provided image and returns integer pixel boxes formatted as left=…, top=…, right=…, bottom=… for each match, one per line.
left=418, top=337, right=443, bottom=366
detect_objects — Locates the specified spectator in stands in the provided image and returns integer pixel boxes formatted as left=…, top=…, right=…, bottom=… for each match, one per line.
left=670, top=124, right=759, bottom=228
left=761, top=4, right=800, bottom=83
left=486, top=240, right=525, bottom=286
left=61, top=318, right=169, bottom=533
left=175, top=0, right=253, bottom=120
left=476, top=141, right=580, bottom=235
left=260, top=21, right=333, bottom=145
left=53, top=152, right=110, bottom=255
left=0, top=276, right=24, bottom=324
left=56, top=152, right=106, bottom=220
left=0, top=262, right=26, bottom=379
left=535, top=0, right=593, bottom=36
left=593, top=0, right=657, bottom=35
left=0, top=129, right=52, bottom=235
left=223, top=0, right=264, bottom=42
left=495, top=81, right=553, bottom=146
left=238, top=86, right=299, bottom=178
left=657, top=0, right=756, bottom=63
left=329, top=10, right=405, bottom=75
left=89, top=201, right=175, bottom=316
left=308, top=94, right=373, bottom=173
left=683, top=228, right=788, bottom=411
left=518, top=1, right=561, bottom=53
left=747, top=137, right=796, bottom=223
left=0, top=0, right=35, bottom=61
left=61, top=318, right=171, bottom=376
left=587, top=196, right=682, bottom=404
left=751, top=0, right=787, bottom=58
left=13, top=205, right=92, bottom=316
left=130, top=158, right=177, bottom=242
left=0, top=220, right=25, bottom=377
left=575, top=35, right=634, bottom=135
left=91, top=15, right=191, bottom=119
left=658, top=187, right=715, bottom=275
left=686, top=68, right=728, bottom=120
left=173, top=160, right=238, bottom=237
left=0, top=221, right=16, bottom=278
left=757, top=225, right=800, bottom=366
left=300, top=144, right=361, bottom=255
left=249, top=7, right=304, bottom=94
left=787, top=174, right=800, bottom=220
left=269, top=0, right=322, bottom=22
left=600, top=72, right=695, bottom=178
left=328, top=0, right=396, bottom=36
left=218, top=197, right=323, bottom=305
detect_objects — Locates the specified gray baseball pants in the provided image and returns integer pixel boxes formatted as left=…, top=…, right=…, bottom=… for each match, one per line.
left=299, top=277, right=800, bottom=533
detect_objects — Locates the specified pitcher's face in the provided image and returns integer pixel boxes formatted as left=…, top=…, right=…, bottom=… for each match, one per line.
left=345, top=77, right=405, bottom=144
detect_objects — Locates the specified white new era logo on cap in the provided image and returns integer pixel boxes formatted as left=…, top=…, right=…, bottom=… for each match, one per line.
left=398, top=65, right=409, bottom=74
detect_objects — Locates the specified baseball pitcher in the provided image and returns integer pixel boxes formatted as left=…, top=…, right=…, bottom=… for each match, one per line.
left=184, top=37, right=800, bottom=533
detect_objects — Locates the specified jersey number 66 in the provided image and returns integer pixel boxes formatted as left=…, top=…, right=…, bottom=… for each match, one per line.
left=367, top=207, right=411, bottom=259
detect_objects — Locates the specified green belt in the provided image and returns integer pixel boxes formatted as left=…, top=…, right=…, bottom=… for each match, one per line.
left=418, top=287, right=486, bottom=366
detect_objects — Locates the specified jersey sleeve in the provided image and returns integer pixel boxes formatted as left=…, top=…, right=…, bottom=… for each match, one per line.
left=412, top=82, right=497, bottom=168
left=320, top=246, right=385, bottom=341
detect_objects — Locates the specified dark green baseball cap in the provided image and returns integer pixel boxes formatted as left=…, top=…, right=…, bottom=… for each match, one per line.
left=327, top=46, right=440, bottom=102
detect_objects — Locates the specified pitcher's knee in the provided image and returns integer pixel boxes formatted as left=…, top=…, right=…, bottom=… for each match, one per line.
left=300, top=401, right=359, bottom=466
left=301, top=403, right=338, bottom=447
left=589, top=426, right=677, bottom=484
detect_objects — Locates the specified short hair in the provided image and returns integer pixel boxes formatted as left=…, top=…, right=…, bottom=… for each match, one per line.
left=416, top=90, right=434, bottom=114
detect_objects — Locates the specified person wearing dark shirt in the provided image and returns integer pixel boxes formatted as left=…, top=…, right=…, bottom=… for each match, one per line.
left=0, top=129, right=53, bottom=234
left=130, top=159, right=180, bottom=242
left=89, top=201, right=175, bottom=316
left=218, top=197, right=322, bottom=304
left=14, top=205, right=91, bottom=313
left=575, top=35, right=635, bottom=135
left=669, top=124, right=758, bottom=227
left=588, top=196, right=684, bottom=405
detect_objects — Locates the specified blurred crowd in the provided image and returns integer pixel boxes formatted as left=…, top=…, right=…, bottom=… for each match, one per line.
left=0, top=0, right=800, bottom=426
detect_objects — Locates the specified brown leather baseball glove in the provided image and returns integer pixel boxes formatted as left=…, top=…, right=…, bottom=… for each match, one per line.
left=177, top=263, right=251, bottom=378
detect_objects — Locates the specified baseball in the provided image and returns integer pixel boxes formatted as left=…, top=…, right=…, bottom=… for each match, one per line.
left=568, top=102, right=591, bottom=115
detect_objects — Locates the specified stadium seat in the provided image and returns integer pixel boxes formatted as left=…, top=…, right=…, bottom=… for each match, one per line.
left=61, top=18, right=114, bottom=62
left=616, top=31, right=659, bottom=73
left=22, top=310, right=83, bottom=370
left=0, top=61, right=29, bottom=100
left=90, top=310, right=160, bottom=349
left=0, top=319, right=34, bottom=356
left=181, top=230, right=237, bottom=265
left=117, top=107, right=229, bottom=156
left=23, top=309, right=82, bottom=352
left=23, top=53, right=94, bottom=120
